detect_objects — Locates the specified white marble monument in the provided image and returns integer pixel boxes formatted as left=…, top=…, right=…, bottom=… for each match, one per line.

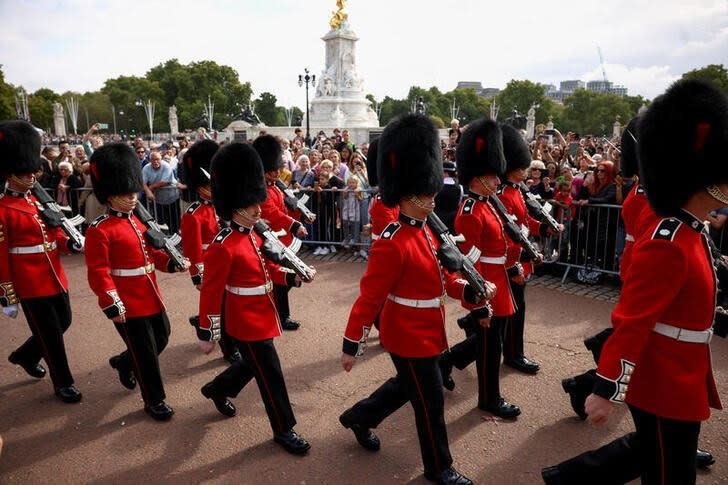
left=307, top=5, right=379, bottom=129
left=168, top=105, right=179, bottom=135
left=53, top=102, right=66, bottom=137
left=526, top=105, right=536, bottom=140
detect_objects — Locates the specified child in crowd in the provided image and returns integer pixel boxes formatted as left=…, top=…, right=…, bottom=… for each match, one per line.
left=341, top=176, right=363, bottom=249
left=551, top=180, right=574, bottom=261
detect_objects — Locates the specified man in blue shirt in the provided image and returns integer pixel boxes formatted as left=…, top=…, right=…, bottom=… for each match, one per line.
left=142, top=151, right=180, bottom=234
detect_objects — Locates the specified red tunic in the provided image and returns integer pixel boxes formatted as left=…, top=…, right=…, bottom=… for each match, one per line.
left=455, top=193, right=515, bottom=317
left=619, top=185, right=659, bottom=280
left=595, top=211, right=722, bottom=421
left=180, top=199, right=219, bottom=286
left=344, top=213, right=484, bottom=358
left=260, top=182, right=301, bottom=247
left=369, top=194, right=400, bottom=238
left=499, top=183, right=543, bottom=276
left=0, top=189, right=71, bottom=302
left=85, top=209, right=173, bottom=319
left=198, top=222, right=291, bottom=342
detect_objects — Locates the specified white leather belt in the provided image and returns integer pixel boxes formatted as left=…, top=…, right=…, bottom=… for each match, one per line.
left=226, top=282, right=273, bottom=296
left=625, top=234, right=635, bottom=242
left=653, top=322, right=713, bottom=344
left=387, top=293, right=445, bottom=308
left=371, top=233, right=380, bottom=240
left=201, top=243, right=210, bottom=250
left=480, top=256, right=506, bottom=265
left=110, top=263, right=155, bottom=277
left=9, top=241, right=57, bottom=254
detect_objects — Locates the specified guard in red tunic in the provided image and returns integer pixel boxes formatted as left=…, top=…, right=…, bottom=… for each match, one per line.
left=179, top=140, right=241, bottom=363
left=0, top=120, right=83, bottom=403
left=439, top=118, right=522, bottom=419
left=197, top=142, right=313, bottom=454
left=339, top=114, right=486, bottom=485
left=85, top=143, right=190, bottom=421
left=498, top=124, right=563, bottom=374
left=254, top=135, right=312, bottom=331
left=543, top=79, right=726, bottom=485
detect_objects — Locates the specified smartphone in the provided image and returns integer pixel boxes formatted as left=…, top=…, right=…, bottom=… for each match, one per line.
left=97, top=123, right=109, bottom=130
left=545, top=129, right=555, bottom=135
left=568, top=142, right=579, bottom=158
left=538, top=135, right=549, bottom=141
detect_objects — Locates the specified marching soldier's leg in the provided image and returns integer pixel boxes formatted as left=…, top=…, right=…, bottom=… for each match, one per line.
left=477, top=317, right=520, bottom=418
left=391, top=353, right=453, bottom=479
left=9, top=333, right=45, bottom=379
left=344, top=375, right=409, bottom=429
left=274, top=284, right=299, bottom=331
left=150, top=312, right=171, bottom=356
left=503, top=280, right=540, bottom=374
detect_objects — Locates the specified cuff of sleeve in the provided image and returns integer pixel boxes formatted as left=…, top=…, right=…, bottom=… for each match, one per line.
left=713, top=310, right=728, bottom=338
left=166, top=259, right=176, bottom=273
left=191, top=274, right=202, bottom=286
left=594, top=360, right=634, bottom=403
left=285, top=272, right=300, bottom=287
left=103, top=303, right=124, bottom=319
left=507, top=263, right=524, bottom=278
left=471, top=303, right=493, bottom=319
left=290, top=221, right=302, bottom=235
left=342, top=338, right=359, bottom=356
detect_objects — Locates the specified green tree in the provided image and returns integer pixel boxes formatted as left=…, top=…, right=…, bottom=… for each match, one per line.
left=28, top=88, right=62, bottom=133
left=0, top=66, right=17, bottom=121
left=561, top=89, right=633, bottom=135
left=253, top=92, right=285, bottom=126
left=101, top=76, right=165, bottom=135
left=681, top=64, right=728, bottom=95
left=495, top=80, right=545, bottom=123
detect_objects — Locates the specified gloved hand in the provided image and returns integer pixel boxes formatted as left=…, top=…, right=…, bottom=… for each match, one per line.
left=72, top=236, right=85, bottom=252
left=260, top=239, right=284, bottom=264
left=2, top=304, right=18, bottom=319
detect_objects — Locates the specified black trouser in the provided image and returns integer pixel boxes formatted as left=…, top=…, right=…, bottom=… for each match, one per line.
left=556, top=405, right=701, bottom=485
left=449, top=315, right=506, bottom=406
left=113, top=312, right=170, bottom=405
left=346, top=353, right=453, bottom=476
left=273, top=284, right=291, bottom=321
left=15, top=292, right=75, bottom=388
left=503, top=279, right=526, bottom=361
left=208, top=338, right=296, bottom=435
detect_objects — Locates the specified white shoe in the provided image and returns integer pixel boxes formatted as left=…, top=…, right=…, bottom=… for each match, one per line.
left=343, top=239, right=351, bottom=249
left=359, top=249, right=368, bottom=260
left=320, top=247, right=330, bottom=255
left=312, top=246, right=321, bottom=255
left=330, top=245, right=337, bottom=254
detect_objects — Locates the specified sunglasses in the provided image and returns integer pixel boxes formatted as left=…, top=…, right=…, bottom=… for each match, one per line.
left=596, top=169, right=606, bottom=173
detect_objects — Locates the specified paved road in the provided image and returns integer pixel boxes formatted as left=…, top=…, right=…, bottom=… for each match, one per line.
left=1, top=253, right=726, bottom=484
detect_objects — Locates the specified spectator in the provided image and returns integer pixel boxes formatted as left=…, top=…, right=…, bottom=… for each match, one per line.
left=166, top=145, right=179, bottom=176
left=293, top=127, right=304, bottom=146
left=309, top=149, right=322, bottom=173
left=528, top=160, right=554, bottom=199
left=280, top=137, right=295, bottom=171
left=142, top=152, right=180, bottom=234
left=292, top=155, right=316, bottom=188
left=551, top=180, right=574, bottom=261
left=575, top=161, right=618, bottom=270
left=39, top=146, right=58, bottom=187
left=359, top=142, right=369, bottom=158
left=53, top=140, right=73, bottom=173
left=52, top=161, right=83, bottom=215
left=336, top=129, right=354, bottom=152
left=449, top=119, right=461, bottom=142
left=312, top=172, right=340, bottom=255
left=340, top=145, right=353, bottom=168
left=328, top=150, right=348, bottom=184
left=341, top=175, right=363, bottom=249
left=135, top=144, right=149, bottom=167
left=321, top=144, right=332, bottom=161
left=348, top=153, right=371, bottom=253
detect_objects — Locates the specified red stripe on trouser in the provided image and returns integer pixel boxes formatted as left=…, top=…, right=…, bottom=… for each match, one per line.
left=657, top=418, right=665, bottom=485
left=120, top=324, right=150, bottom=402
left=246, top=341, right=284, bottom=433
left=24, top=305, right=58, bottom=383
left=407, top=360, right=440, bottom=474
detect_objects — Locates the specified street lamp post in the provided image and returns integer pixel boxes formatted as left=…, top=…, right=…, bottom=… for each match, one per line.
left=298, top=68, right=316, bottom=147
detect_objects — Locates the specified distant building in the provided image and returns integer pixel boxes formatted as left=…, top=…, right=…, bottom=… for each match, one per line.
left=455, top=82, right=500, bottom=99
left=586, top=80, right=628, bottom=96
left=560, top=80, right=585, bottom=93
left=480, top=88, right=500, bottom=99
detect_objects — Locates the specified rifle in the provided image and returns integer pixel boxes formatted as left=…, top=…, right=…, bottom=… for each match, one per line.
left=31, top=182, right=85, bottom=247
left=275, top=179, right=316, bottom=222
left=518, top=182, right=561, bottom=232
left=489, top=193, right=543, bottom=264
left=133, top=203, right=186, bottom=270
left=426, top=212, right=487, bottom=300
left=254, top=220, right=313, bottom=281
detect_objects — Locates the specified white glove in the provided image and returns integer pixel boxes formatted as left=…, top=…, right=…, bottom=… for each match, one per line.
left=72, top=236, right=85, bottom=252
left=3, top=304, right=18, bottom=319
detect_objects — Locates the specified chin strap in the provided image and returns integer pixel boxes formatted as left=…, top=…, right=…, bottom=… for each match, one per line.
left=235, top=208, right=261, bottom=225
left=707, top=185, right=728, bottom=205
left=407, top=194, right=434, bottom=214
left=109, top=196, right=138, bottom=212
left=476, top=176, right=496, bottom=196
left=9, top=174, right=35, bottom=191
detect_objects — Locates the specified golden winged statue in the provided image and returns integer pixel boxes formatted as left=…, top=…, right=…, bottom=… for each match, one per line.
left=329, top=0, right=348, bottom=30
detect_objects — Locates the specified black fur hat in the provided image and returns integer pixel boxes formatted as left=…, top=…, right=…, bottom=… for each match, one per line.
left=89, top=143, right=143, bottom=204
left=456, top=118, right=505, bottom=185
left=210, top=142, right=268, bottom=220
left=0, top=120, right=41, bottom=177
left=180, top=139, right=218, bottom=191
left=252, top=134, right=283, bottom=172
left=639, top=79, right=728, bottom=216
left=620, top=117, right=640, bottom=179
left=377, top=114, right=443, bottom=207
left=365, top=137, right=380, bottom=187
left=500, top=123, right=531, bottom=174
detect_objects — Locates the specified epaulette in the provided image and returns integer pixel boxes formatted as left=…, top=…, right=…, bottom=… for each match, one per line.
left=379, top=222, right=401, bottom=240
left=90, top=214, right=109, bottom=227
left=186, top=201, right=201, bottom=214
left=213, top=227, right=233, bottom=243
left=652, top=218, right=681, bottom=242
left=636, top=185, right=645, bottom=195
left=460, top=198, right=476, bottom=215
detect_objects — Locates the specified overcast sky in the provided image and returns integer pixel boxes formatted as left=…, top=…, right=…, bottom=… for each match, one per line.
left=1, top=0, right=727, bottom=107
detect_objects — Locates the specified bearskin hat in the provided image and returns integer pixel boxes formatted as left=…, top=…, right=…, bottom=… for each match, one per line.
left=620, top=117, right=640, bottom=179
left=365, top=137, right=380, bottom=187
left=180, top=139, right=218, bottom=191
left=210, top=142, right=268, bottom=220
left=639, top=79, right=728, bottom=216
left=252, top=134, right=283, bottom=172
left=89, top=143, right=143, bottom=204
left=0, top=120, right=42, bottom=177
left=377, top=114, right=442, bottom=207
left=456, top=118, right=505, bottom=186
left=500, top=123, right=531, bottom=174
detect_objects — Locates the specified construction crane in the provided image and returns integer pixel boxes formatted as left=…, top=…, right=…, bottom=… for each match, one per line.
left=597, top=46, right=608, bottom=83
